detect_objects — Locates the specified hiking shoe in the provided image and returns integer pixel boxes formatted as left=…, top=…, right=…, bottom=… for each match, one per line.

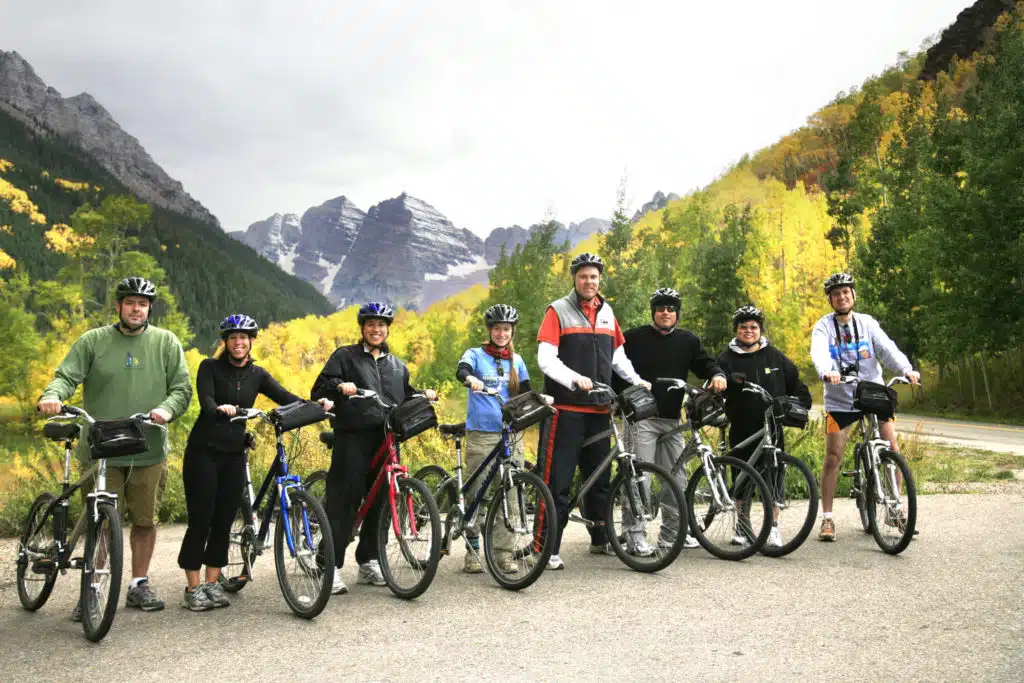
left=496, top=554, right=519, bottom=574
left=331, top=572, right=348, bottom=595
left=357, top=560, right=387, bottom=586
left=545, top=554, right=565, bottom=570
left=203, top=581, right=230, bottom=608
left=589, top=543, right=616, bottom=556
left=729, top=533, right=749, bottom=546
left=767, top=526, right=784, bottom=548
left=463, top=551, right=484, bottom=574
left=628, top=539, right=655, bottom=557
left=126, top=579, right=165, bottom=611
left=182, top=586, right=214, bottom=612
left=818, top=518, right=836, bottom=542
left=70, top=599, right=82, bottom=622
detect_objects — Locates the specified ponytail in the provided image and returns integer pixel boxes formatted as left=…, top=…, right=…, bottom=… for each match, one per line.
left=507, top=339, right=520, bottom=395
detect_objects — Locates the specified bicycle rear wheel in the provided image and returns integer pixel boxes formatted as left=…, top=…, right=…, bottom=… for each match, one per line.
left=867, top=449, right=916, bottom=554
left=854, top=445, right=871, bottom=532
left=16, top=493, right=59, bottom=611
left=221, top=501, right=256, bottom=593
left=482, top=469, right=555, bottom=590
left=377, top=476, right=441, bottom=600
left=686, top=456, right=771, bottom=561
left=606, top=461, right=687, bottom=572
left=412, top=464, right=451, bottom=499
left=273, top=488, right=335, bottom=618
left=80, top=502, right=123, bottom=642
left=759, top=453, right=819, bottom=558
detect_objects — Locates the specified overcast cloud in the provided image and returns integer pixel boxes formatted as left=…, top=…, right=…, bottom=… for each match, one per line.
left=0, top=1, right=971, bottom=235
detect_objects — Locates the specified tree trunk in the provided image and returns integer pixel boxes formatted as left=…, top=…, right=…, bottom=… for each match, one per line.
left=979, top=350, right=994, bottom=412
left=957, top=354, right=965, bottom=399
left=967, top=352, right=977, bottom=405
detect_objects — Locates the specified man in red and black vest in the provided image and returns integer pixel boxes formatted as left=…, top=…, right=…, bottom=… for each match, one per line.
left=536, top=252, right=648, bottom=570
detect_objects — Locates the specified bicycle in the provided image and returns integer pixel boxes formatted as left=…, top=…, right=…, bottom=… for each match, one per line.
left=412, top=388, right=557, bottom=590
left=16, top=407, right=163, bottom=641
left=654, top=378, right=773, bottom=561
left=305, top=389, right=442, bottom=600
left=838, top=375, right=917, bottom=554
left=218, top=401, right=336, bottom=619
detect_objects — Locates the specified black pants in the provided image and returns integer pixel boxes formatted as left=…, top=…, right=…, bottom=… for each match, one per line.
left=326, top=429, right=386, bottom=569
left=177, top=447, right=246, bottom=570
left=537, top=410, right=611, bottom=553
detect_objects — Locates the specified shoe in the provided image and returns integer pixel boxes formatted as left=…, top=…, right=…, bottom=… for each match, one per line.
left=628, top=539, right=655, bottom=557
left=729, top=533, right=749, bottom=546
left=589, top=543, right=616, bottom=556
left=496, top=554, right=518, bottom=574
left=70, top=598, right=82, bottom=622
left=203, top=581, right=230, bottom=608
left=463, top=552, right=484, bottom=574
left=818, top=518, right=836, bottom=542
left=767, top=526, right=784, bottom=548
left=545, top=554, right=565, bottom=570
left=126, top=579, right=165, bottom=611
left=683, top=534, right=699, bottom=549
left=357, top=560, right=387, bottom=586
left=331, top=572, right=348, bottom=595
left=182, top=586, right=214, bottom=612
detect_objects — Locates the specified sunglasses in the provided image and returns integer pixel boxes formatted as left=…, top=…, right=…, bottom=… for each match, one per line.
left=653, top=305, right=678, bottom=313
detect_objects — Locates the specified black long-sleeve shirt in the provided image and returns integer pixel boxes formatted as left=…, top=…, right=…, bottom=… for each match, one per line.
left=717, top=341, right=812, bottom=437
left=186, top=355, right=301, bottom=454
left=311, top=343, right=418, bottom=431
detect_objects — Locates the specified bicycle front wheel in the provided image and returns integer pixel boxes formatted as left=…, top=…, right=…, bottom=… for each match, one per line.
left=482, top=469, right=555, bottom=590
left=759, top=453, right=819, bottom=558
left=867, top=449, right=917, bottom=554
left=273, top=488, right=335, bottom=619
left=377, top=476, right=441, bottom=600
left=687, top=456, right=771, bottom=561
left=17, top=493, right=60, bottom=611
left=304, top=469, right=328, bottom=506
left=80, top=502, right=123, bottom=642
left=855, top=445, right=871, bottom=533
left=606, top=461, right=687, bottom=572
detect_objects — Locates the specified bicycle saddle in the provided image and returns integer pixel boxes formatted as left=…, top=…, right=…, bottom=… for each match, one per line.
left=43, top=422, right=79, bottom=441
left=438, top=422, right=466, bottom=438
left=319, top=431, right=334, bottom=448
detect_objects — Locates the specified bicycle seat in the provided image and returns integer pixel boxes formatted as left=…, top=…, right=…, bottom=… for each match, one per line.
left=319, top=431, right=334, bottom=448
left=43, top=422, right=79, bottom=441
left=439, top=422, right=466, bottom=438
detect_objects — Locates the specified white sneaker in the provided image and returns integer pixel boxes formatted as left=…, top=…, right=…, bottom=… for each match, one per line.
left=357, top=560, right=386, bottom=586
left=767, top=526, right=784, bottom=548
left=628, top=539, right=655, bottom=557
left=683, top=534, right=699, bottom=549
left=331, top=572, right=348, bottom=595
left=730, top=533, right=749, bottom=546
left=546, top=554, right=565, bottom=570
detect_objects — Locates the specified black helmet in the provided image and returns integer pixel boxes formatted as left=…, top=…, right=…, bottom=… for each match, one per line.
left=570, top=252, right=604, bottom=275
left=115, top=276, right=157, bottom=302
left=732, top=305, right=764, bottom=329
left=823, top=272, right=855, bottom=296
left=485, top=304, right=519, bottom=327
left=357, top=301, right=395, bottom=325
left=649, top=287, right=681, bottom=311
left=219, top=314, right=259, bottom=339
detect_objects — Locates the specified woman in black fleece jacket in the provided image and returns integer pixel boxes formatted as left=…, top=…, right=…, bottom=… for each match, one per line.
left=176, top=315, right=331, bottom=611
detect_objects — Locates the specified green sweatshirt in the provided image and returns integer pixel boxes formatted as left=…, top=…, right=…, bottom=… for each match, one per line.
left=40, top=324, right=193, bottom=467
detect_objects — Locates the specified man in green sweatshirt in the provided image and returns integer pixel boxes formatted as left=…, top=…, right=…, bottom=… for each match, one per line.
left=38, top=277, right=192, bottom=617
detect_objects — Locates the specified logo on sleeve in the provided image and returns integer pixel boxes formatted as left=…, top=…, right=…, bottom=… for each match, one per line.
left=125, top=352, right=142, bottom=369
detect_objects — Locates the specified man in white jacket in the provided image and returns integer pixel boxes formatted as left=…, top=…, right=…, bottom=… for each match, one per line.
left=810, top=273, right=920, bottom=541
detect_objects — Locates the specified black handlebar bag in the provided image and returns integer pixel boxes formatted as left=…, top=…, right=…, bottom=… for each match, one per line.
left=390, top=397, right=437, bottom=442
left=853, top=381, right=898, bottom=417
left=686, top=391, right=726, bottom=428
left=89, top=418, right=149, bottom=459
left=271, top=400, right=328, bottom=432
left=502, top=391, right=556, bottom=432
left=773, top=397, right=809, bottom=429
left=617, top=385, right=658, bottom=423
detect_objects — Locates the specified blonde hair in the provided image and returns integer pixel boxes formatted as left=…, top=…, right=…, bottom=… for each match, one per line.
left=486, top=328, right=521, bottom=395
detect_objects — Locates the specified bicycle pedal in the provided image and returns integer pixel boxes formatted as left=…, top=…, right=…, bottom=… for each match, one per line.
left=841, top=470, right=859, bottom=477
left=68, top=556, right=84, bottom=570
left=31, top=557, right=56, bottom=574
left=568, top=513, right=594, bottom=528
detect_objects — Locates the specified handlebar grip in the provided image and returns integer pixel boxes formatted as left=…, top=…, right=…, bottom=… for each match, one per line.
left=61, top=406, right=83, bottom=416
left=655, top=377, right=678, bottom=384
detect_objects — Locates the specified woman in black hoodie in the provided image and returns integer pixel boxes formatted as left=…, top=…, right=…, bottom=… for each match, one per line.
left=176, top=314, right=331, bottom=611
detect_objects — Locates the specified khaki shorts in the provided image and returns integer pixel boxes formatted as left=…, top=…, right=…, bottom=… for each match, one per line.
left=93, top=461, right=167, bottom=528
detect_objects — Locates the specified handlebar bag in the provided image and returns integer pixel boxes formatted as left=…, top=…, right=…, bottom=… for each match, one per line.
left=89, top=417, right=149, bottom=459
left=270, top=400, right=328, bottom=432
left=686, top=391, right=726, bottom=429
left=391, top=396, right=437, bottom=442
left=617, top=385, right=658, bottom=423
left=853, top=381, right=898, bottom=416
left=502, top=391, right=556, bottom=432
left=773, top=396, right=809, bottom=429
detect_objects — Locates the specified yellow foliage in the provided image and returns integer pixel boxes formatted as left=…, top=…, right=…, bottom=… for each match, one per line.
left=0, top=177, right=47, bottom=224
left=0, top=224, right=11, bottom=235
left=54, top=177, right=91, bottom=191
left=0, top=248, right=15, bottom=270
left=0, top=159, right=13, bottom=173
left=44, top=223, right=96, bottom=254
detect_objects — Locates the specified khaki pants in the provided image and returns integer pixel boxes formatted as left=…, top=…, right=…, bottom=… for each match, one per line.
left=463, top=431, right=524, bottom=554
left=71, top=461, right=167, bottom=545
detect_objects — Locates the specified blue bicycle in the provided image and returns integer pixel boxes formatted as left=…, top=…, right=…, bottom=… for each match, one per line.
left=219, top=401, right=335, bottom=619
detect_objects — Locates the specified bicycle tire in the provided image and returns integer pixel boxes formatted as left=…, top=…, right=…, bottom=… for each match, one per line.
left=221, top=502, right=257, bottom=593
left=304, top=469, right=328, bottom=506
left=759, top=453, right=818, bottom=558
left=606, top=460, right=687, bottom=572
left=16, top=492, right=59, bottom=611
left=686, top=455, right=772, bottom=561
left=80, top=502, right=123, bottom=642
left=855, top=445, right=871, bottom=533
left=433, top=477, right=460, bottom=557
left=377, top=476, right=441, bottom=600
left=867, top=449, right=917, bottom=555
left=412, top=464, right=451, bottom=499
left=482, top=469, right=556, bottom=590
left=273, top=488, right=335, bottom=619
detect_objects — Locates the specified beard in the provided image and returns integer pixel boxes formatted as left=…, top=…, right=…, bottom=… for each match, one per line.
left=119, top=312, right=149, bottom=332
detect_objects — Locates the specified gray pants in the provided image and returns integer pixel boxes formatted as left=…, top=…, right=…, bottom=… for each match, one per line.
left=463, top=431, right=524, bottom=554
left=623, top=417, right=686, bottom=542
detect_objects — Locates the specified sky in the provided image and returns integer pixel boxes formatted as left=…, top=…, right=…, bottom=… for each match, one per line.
left=0, top=0, right=973, bottom=236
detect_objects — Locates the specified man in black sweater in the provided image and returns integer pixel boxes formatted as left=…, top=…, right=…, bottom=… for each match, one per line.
left=617, top=288, right=726, bottom=553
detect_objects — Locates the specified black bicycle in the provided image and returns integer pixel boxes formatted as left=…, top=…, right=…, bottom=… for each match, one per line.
left=16, top=407, right=162, bottom=641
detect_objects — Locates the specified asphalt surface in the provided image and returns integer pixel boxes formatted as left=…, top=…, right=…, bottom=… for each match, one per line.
left=893, top=413, right=1024, bottom=456
left=1, top=492, right=1022, bottom=681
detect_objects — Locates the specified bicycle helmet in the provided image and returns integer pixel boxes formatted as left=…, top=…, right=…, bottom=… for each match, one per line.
left=115, top=276, right=157, bottom=302
left=219, top=314, right=259, bottom=339
left=357, top=301, right=395, bottom=325
left=823, top=272, right=855, bottom=295
left=732, top=305, right=764, bottom=329
left=484, top=304, right=519, bottom=327
left=649, top=287, right=681, bottom=311
left=570, top=252, right=604, bottom=275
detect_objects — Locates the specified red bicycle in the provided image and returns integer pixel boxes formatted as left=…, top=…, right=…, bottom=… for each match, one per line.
left=306, top=389, right=441, bottom=600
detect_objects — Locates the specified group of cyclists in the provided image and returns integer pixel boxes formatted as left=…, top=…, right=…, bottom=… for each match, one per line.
left=33, top=253, right=920, bottom=613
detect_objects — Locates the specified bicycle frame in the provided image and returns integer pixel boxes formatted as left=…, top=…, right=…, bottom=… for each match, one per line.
left=447, top=427, right=526, bottom=539
left=855, top=413, right=900, bottom=504
left=353, top=428, right=418, bottom=541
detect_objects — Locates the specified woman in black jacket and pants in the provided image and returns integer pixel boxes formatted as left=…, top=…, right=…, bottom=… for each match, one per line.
left=176, top=314, right=331, bottom=611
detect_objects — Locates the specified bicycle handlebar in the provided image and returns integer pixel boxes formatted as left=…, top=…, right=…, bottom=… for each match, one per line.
left=839, top=375, right=912, bottom=388
left=349, top=389, right=434, bottom=410
left=655, top=377, right=701, bottom=397
left=48, top=407, right=167, bottom=431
